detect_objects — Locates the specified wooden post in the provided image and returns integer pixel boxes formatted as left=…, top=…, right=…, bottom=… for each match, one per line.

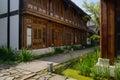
left=100, top=0, right=115, bottom=64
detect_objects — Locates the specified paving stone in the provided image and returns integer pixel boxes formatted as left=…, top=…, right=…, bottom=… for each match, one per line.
left=0, top=73, right=5, bottom=77
left=45, top=74, right=52, bottom=78
left=66, top=78, right=76, bottom=80
left=33, top=75, right=40, bottom=79
left=39, top=76, right=45, bottom=80
left=50, top=73, right=55, bottom=76
left=14, top=75, right=20, bottom=78
left=11, top=72, right=21, bottom=76
left=9, top=70, right=18, bottom=74
left=5, top=69, right=10, bottom=72
left=18, top=73, right=23, bottom=76
left=0, top=76, right=8, bottom=80
left=16, top=69, right=25, bottom=73
left=20, top=73, right=36, bottom=80
left=0, top=72, right=10, bottom=77
left=5, top=77, right=14, bottom=80
left=0, top=70, right=7, bottom=73
left=49, top=75, right=66, bottom=80
left=22, top=71, right=32, bottom=75
left=27, top=79, right=36, bottom=80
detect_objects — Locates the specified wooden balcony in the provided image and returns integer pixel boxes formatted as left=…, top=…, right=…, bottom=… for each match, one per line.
left=22, top=1, right=87, bottom=31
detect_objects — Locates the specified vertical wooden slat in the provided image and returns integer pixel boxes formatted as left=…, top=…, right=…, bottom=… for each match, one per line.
left=100, top=0, right=108, bottom=58
left=107, top=0, right=115, bottom=64
left=46, top=22, right=49, bottom=48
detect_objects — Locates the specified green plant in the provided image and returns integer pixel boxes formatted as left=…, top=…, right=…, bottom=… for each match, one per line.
left=19, top=49, right=33, bottom=62
left=77, top=48, right=100, bottom=76
left=54, top=47, right=64, bottom=54
left=90, top=35, right=100, bottom=45
left=64, top=46, right=71, bottom=51
left=90, top=35, right=100, bottom=41
left=54, top=47, right=100, bottom=79
left=91, top=66, right=110, bottom=80
left=71, top=45, right=78, bottom=51
left=115, top=64, right=120, bottom=80
left=0, top=46, right=18, bottom=61
left=79, top=53, right=94, bottom=76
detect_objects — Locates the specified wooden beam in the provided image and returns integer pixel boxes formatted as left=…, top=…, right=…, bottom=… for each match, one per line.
left=100, top=0, right=115, bottom=64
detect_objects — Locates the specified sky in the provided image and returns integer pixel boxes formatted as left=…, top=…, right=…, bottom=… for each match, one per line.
left=71, top=0, right=99, bottom=12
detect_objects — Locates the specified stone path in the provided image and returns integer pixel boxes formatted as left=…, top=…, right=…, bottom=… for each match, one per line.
left=0, top=47, right=95, bottom=80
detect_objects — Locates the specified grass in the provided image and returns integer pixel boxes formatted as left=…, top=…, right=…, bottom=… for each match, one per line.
left=0, top=46, right=18, bottom=61
left=114, top=63, right=120, bottom=80
left=91, top=66, right=110, bottom=80
left=71, top=48, right=100, bottom=76
left=19, top=48, right=33, bottom=62
left=54, top=47, right=101, bottom=80
left=62, top=69, right=93, bottom=80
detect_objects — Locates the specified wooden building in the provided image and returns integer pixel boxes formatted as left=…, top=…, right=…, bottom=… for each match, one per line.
left=0, top=0, right=88, bottom=50
left=100, top=0, right=120, bottom=64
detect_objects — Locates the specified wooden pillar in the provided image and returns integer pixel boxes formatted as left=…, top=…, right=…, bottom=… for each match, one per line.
left=100, top=0, right=115, bottom=64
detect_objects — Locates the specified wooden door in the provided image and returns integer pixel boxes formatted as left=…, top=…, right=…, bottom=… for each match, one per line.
left=32, top=24, right=43, bottom=49
left=54, top=29, right=60, bottom=46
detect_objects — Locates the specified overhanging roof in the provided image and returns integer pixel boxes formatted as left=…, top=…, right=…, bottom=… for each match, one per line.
left=62, top=0, right=90, bottom=20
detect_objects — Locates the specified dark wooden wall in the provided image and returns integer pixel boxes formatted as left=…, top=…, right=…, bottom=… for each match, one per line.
left=21, top=0, right=88, bottom=49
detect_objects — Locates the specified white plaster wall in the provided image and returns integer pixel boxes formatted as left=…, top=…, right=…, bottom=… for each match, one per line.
left=10, top=15, right=19, bottom=50
left=0, top=0, right=8, bottom=14
left=0, top=18, right=8, bottom=46
left=10, top=0, right=19, bottom=12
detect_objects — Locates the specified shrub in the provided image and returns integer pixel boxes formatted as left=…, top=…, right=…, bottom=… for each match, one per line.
left=54, top=47, right=64, bottom=54
left=0, top=46, right=18, bottom=61
left=90, top=34, right=100, bottom=41
left=90, top=35, right=100, bottom=45
left=19, top=49, right=33, bottom=62
left=79, top=53, right=94, bottom=76
left=63, top=46, right=71, bottom=51
left=115, top=64, right=120, bottom=80
left=71, top=45, right=78, bottom=51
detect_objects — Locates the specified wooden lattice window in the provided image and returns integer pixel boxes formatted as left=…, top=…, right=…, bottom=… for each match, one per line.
left=43, top=28, right=46, bottom=47
left=52, top=29, right=54, bottom=44
left=34, top=29, right=37, bottom=39
left=60, top=32, right=63, bottom=45
left=38, top=29, right=42, bottom=39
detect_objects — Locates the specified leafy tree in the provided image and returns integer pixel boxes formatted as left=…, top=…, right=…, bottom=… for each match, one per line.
left=82, top=0, right=100, bottom=33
